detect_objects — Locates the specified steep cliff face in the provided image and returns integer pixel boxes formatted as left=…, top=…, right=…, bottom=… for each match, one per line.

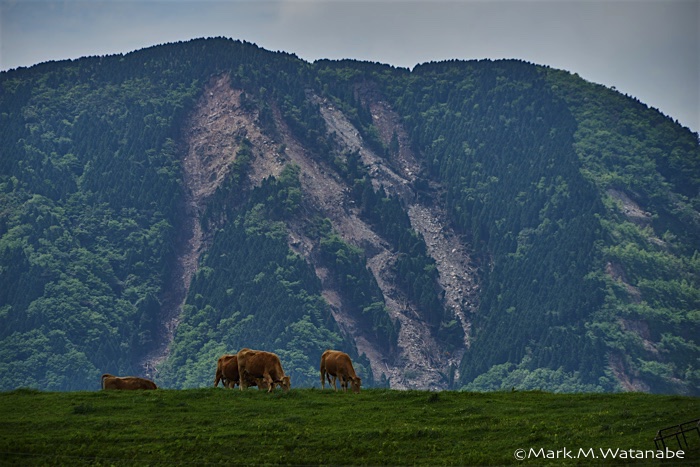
left=146, top=74, right=481, bottom=389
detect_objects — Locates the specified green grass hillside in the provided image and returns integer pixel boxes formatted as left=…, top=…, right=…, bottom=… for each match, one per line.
left=1, top=388, right=697, bottom=465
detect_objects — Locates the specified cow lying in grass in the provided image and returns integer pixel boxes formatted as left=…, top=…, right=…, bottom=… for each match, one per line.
left=101, top=374, right=157, bottom=390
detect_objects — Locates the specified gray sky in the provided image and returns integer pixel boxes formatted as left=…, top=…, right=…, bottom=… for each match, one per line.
left=1, top=0, right=698, bottom=133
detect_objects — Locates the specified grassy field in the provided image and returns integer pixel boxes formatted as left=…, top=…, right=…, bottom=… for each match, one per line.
left=0, top=388, right=698, bottom=465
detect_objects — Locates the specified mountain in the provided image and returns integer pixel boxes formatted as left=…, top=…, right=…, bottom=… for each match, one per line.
left=1, top=38, right=697, bottom=393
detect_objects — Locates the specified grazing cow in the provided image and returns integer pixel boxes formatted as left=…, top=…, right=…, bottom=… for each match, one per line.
left=101, top=373, right=157, bottom=390
left=214, top=353, right=268, bottom=390
left=236, top=348, right=291, bottom=392
left=320, top=350, right=361, bottom=393
left=214, top=354, right=237, bottom=388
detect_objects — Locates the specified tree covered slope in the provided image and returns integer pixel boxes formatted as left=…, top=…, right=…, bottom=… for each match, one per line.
left=1, top=38, right=697, bottom=393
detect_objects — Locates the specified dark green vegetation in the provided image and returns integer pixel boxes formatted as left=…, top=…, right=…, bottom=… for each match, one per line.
left=158, top=163, right=372, bottom=388
left=0, top=389, right=698, bottom=466
left=1, top=38, right=698, bottom=393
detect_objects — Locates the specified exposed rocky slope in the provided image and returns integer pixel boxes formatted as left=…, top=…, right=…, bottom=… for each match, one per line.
left=140, top=75, right=287, bottom=378
left=143, top=74, right=480, bottom=389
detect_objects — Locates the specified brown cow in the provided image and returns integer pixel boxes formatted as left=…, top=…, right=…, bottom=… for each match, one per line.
left=236, top=348, right=291, bottom=392
left=214, top=354, right=237, bottom=388
left=101, top=373, right=157, bottom=390
left=214, top=353, right=268, bottom=390
left=320, top=350, right=361, bottom=393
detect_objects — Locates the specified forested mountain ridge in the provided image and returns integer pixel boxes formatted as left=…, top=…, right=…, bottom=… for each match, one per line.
left=1, top=38, right=697, bottom=393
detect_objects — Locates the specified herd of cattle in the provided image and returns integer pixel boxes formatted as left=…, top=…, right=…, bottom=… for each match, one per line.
left=101, top=349, right=362, bottom=393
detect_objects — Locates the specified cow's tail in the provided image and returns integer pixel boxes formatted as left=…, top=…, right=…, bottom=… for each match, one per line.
left=320, top=353, right=328, bottom=389
left=101, top=373, right=113, bottom=390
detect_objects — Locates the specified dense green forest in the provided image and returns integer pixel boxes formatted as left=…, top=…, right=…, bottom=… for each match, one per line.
left=1, top=38, right=697, bottom=393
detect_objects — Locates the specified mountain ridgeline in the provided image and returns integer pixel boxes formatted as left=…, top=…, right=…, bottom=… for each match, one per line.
left=1, top=38, right=698, bottom=394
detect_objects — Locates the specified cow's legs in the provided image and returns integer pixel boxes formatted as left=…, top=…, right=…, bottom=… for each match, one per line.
left=264, top=374, right=275, bottom=393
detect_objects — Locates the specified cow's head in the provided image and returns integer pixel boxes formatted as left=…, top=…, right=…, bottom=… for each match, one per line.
left=350, top=376, right=362, bottom=394
left=279, top=375, right=291, bottom=392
